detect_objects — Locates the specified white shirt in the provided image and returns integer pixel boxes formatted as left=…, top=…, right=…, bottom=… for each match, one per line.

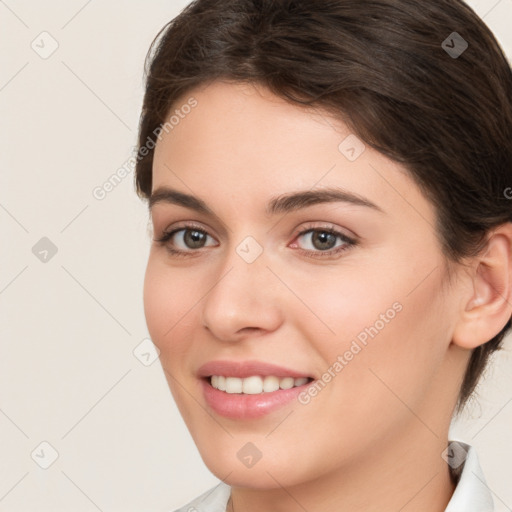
left=171, top=441, right=494, bottom=512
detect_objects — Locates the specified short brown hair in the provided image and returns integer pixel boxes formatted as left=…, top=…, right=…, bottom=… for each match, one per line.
left=135, top=0, right=512, bottom=414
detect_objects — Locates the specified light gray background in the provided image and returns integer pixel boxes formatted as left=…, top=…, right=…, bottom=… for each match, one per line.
left=1, top=1, right=511, bottom=510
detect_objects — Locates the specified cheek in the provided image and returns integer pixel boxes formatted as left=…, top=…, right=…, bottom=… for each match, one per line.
left=274, top=271, right=449, bottom=478
left=143, top=255, right=205, bottom=419
left=143, top=253, right=200, bottom=361
left=288, top=263, right=403, bottom=352
left=291, top=257, right=450, bottom=406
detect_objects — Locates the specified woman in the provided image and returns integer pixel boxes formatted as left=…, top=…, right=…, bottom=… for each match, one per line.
left=134, top=0, right=512, bottom=510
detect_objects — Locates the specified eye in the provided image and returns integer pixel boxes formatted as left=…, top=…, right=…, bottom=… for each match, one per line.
left=291, top=226, right=357, bottom=258
left=154, top=223, right=357, bottom=259
left=155, top=225, right=218, bottom=255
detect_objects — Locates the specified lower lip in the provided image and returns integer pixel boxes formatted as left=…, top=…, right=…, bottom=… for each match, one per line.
left=201, top=378, right=311, bottom=419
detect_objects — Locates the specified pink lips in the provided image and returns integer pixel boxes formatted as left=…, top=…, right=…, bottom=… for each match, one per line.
left=198, top=360, right=314, bottom=420
left=197, top=360, right=312, bottom=379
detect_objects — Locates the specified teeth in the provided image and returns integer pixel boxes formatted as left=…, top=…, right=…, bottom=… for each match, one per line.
left=210, top=375, right=310, bottom=394
left=263, top=376, right=280, bottom=392
left=280, top=377, right=294, bottom=389
left=243, top=376, right=264, bottom=394
left=225, top=377, right=243, bottom=393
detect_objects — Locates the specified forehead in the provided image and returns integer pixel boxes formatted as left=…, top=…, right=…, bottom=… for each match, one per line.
left=151, top=81, right=433, bottom=227
left=154, top=80, right=344, bottom=176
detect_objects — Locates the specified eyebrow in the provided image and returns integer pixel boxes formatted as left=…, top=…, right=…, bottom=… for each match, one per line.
left=148, top=186, right=384, bottom=216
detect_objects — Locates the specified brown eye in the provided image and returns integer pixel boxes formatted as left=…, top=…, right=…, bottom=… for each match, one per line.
left=310, top=231, right=337, bottom=251
left=182, top=229, right=208, bottom=249
left=155, top=226, right=218, bottom=253
left=291, top=226, right=358, bottom=259
left=296, top=229, right=347, bottom=252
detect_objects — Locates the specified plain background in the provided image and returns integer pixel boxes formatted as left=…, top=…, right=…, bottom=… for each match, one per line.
left=0, top=0, right=511, bottom=510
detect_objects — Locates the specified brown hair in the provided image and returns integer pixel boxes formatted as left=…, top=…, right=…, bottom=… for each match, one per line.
left=135, top=0, right=512, bottom=414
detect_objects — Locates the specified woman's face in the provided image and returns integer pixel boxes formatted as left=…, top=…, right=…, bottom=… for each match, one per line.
left=145, top=81, right=467, bottom=488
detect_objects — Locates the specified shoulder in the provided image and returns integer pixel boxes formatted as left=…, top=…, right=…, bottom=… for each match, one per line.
left=170, top=482, right=231, bottom=512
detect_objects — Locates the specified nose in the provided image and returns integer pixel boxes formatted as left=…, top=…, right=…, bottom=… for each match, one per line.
left=201, top=248, right=284, bottom=342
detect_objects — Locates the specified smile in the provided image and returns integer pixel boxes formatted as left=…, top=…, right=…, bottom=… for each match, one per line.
left=198, top=360, right=316, bottom=419
left=210, top=375, right=311, bottom=394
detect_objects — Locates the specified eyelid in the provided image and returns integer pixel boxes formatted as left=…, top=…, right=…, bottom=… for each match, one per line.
left=291, top=221, right=356, bottom=241
left=151, top=208, right=230, bottom=239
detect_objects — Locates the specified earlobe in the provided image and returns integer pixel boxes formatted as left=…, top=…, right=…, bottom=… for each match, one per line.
left=452, top=224, right=512, bottom=350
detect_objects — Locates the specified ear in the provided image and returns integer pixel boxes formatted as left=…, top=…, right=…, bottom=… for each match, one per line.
left=452, top=223, right=512, bottom=350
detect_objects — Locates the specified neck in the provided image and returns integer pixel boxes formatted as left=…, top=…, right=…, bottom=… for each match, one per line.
left=228, top=424, right=456, bottom=512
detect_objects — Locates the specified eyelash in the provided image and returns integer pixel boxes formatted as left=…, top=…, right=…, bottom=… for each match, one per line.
left=154, top=223, right=358, bottom=259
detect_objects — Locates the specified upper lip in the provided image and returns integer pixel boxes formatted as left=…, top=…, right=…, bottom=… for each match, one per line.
left=197, top=360, right=312, bottom=379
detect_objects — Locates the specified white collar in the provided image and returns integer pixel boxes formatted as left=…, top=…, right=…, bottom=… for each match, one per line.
left=445, top=440, right=494, bottom=511
left=174, top=441, right=494, bottom=511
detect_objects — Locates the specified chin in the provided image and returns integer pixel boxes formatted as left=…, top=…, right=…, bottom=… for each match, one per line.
left=198, top=446, right=311, bottom=490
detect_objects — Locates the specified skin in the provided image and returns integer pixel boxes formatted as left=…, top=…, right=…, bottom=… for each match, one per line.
left=144, top=80, right=512, bottom=512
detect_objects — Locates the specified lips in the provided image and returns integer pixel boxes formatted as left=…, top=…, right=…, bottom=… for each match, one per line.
left=197, top=360, right=312, bottom=380
left=197, top=360, right=315, bottom=419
